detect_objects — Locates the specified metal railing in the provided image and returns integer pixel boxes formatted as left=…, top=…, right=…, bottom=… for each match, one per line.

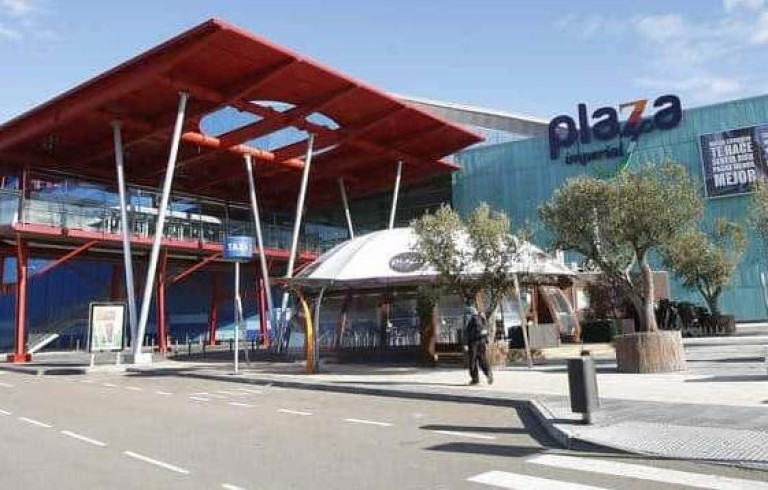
left=9, top=194, right=344, bottom=254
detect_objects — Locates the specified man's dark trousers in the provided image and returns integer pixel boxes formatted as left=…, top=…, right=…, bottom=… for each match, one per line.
left=468, top=340, right=491, bottom=383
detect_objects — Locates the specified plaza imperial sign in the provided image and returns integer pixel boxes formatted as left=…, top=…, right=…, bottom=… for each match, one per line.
left=548, top=94, right=683, bottom=163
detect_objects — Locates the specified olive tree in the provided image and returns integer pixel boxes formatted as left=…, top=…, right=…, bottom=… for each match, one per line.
left=540, top=161, right=702, bottom=332
left=751, top=181, right=768, bottom=246
left=662, top=219, right=746, bottom=317
left=412, top=203, right=522, bottom=320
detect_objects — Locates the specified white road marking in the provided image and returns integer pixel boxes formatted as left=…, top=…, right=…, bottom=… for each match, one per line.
left=0, top=408, right=11, bottom=416
left=124, top=386, right=143, bottom=391
left=81, top=379, right=95, bottom=384
left=216, top=390, right=242, bottom=396
left=60, top=430, right=107, bottom=447
left=222, top=484, right=247, bottom=490
left=344, top=418, right=393, bottom=427
left=102, top=383, right=117, bottom=387
left=0, top=381, right=14, bottom=388
left=229, top=402, right=255, bottom=408
left=123, top=451, right=190, bottom=475
left=234, top=388, right=263, bottom=394
left=154, top=391, right=173, bottom=396
left=278, top=408, right=312, bottom=416
left=430, top=430, right=496, bottom=440
left=18, top=417, right=52, bottom=428
left=528, top=454, right=768, bottom=490
left=188, top=396, right=210, bottom=402
left=468, top=471, right=608, bottom=490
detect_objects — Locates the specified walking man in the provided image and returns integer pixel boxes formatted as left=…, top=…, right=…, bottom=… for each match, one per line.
left=464, top=306, right=493, bottom=385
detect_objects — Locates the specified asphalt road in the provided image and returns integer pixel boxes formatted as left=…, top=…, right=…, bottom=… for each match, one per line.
left=0, top=368, right=765, bottom=489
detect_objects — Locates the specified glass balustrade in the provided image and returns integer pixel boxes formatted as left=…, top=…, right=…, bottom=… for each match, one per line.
left=8, top=173, right=347, bottom=254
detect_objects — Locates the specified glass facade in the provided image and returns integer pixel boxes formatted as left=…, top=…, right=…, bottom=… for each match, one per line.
left=2, top=171, right=347, bottom=256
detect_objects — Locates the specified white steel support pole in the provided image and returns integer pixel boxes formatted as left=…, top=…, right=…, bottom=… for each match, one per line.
left=277, top=133, right=315, bottom=350
left=388, top=160, right=403, bottom=230
left=112, top=121, right=138, bottom=344
left=133, top=91, right=189, bottom=359
left=337, top=177, right=354, bottom=239
left=244, top=155, right=275, bottom=324
left=234, top=261, right=241, bottom=374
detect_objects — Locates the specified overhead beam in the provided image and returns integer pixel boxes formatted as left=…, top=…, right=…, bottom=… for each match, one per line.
left=271, top=107, right=406, bottom=162
left=218, top=84, right=357, bottom=148
left=32, top=240, right=99, bottom=278
left=0, top=27, right=222, bottom=153
left=70, top=59, right=300, bottom=174
left=180, top=132, right=305, bottom=168
left=159, top=58, right=299, bottom=105
left=169, top=252, right=221, bottom=285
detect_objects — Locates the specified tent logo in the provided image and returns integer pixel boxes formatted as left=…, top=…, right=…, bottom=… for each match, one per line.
left=389, top=252, right=424, bottom=273
left=548, top=94, right=683, bottom=161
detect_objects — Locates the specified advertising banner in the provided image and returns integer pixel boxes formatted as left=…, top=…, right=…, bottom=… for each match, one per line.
left=699, top=124, right=768, bottom=198
left=88, top=302, right=125, bottom=352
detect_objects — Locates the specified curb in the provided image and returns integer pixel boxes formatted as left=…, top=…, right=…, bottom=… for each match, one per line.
left=0, top=364, right=88, bottom=376
left=135, top=367, right=535, bottom=409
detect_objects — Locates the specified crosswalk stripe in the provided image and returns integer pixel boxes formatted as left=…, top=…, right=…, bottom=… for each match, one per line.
left=468, top=471, right=609, bottom=490
left=528, top=454, right=768, bottom=490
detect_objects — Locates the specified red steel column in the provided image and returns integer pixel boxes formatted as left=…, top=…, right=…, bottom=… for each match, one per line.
left=155, top=250, right=169, bottom=353
left=207, top=271, right=220, bottom=346
left=258, top=278, right=268, bottom=347
left=8, top=237, right=30, bottom=363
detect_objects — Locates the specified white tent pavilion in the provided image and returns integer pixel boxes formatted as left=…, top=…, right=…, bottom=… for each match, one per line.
left=292, top=227, right=575, bottom=288
left=285, top=228, right=579, bottom=361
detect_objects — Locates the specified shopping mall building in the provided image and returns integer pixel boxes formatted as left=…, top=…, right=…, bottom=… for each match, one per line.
left=0, top=18, right=765, bottom=360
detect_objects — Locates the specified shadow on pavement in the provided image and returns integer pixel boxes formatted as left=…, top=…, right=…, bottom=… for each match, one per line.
left=331, top=380, right=465, bottom=388
left=687, top=357, right=765, bottom=364
left=685, top=374, right=768, bottom=383
left=426, top=442, right=542, bottom=458
left=420, top=424, right=530, bottom=435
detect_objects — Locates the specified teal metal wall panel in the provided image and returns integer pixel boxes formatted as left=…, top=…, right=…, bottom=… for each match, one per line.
left=454, top=95, right=768, bottom=321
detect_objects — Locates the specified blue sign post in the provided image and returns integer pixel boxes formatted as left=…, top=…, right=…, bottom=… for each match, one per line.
left=223, top=236, right=253, bottom=374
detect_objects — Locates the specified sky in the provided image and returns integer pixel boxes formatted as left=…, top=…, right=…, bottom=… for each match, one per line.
left=2, top=0, right=768, bottom=122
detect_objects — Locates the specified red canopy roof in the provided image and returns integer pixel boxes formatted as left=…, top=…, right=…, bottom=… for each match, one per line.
left=0, top=19, right=481, bottom=208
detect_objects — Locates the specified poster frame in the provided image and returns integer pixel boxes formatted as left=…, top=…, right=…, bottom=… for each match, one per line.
left=87, top=301, right=126, bottom=353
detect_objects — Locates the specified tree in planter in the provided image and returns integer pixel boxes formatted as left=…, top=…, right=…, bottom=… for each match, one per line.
left=539, top=161, right=702, bottom=372
left=412, top=203, right=527, bottom=365
left=662, top=219, right=746, bottom=320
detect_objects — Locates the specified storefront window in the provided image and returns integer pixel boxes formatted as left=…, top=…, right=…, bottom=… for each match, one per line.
left=341, top=293, right=380, bottom=349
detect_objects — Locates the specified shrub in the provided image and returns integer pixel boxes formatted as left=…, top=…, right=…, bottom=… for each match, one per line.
left=580, top=319, right=615, bottom=343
